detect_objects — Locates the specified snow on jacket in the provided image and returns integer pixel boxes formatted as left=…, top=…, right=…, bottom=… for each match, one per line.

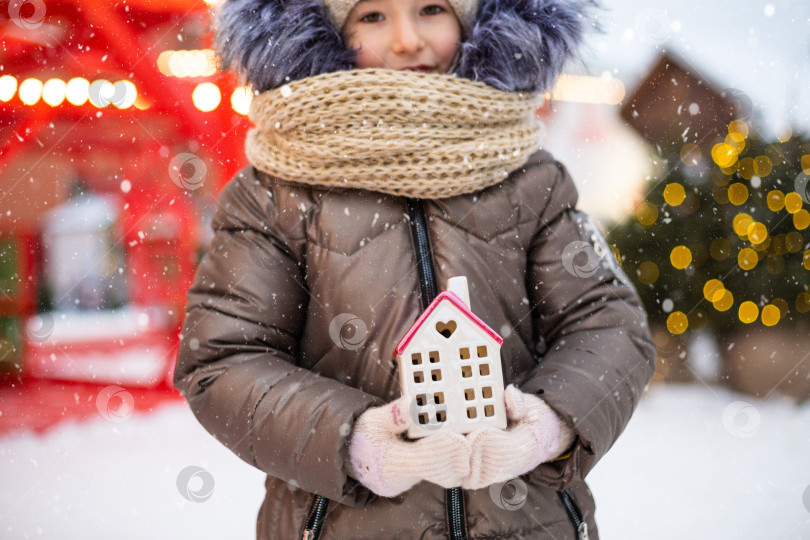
left=173, top=148, right=656, bottom=539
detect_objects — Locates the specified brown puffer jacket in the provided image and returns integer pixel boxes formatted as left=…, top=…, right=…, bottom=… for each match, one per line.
left=174, top=149, right=656, bottom=539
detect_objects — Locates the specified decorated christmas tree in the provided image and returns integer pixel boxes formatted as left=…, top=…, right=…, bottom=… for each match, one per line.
left=609, top=124, right=810, bottom=338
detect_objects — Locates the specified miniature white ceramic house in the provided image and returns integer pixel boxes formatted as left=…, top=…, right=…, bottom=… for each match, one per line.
left=395, top=276, right=507, bottom=439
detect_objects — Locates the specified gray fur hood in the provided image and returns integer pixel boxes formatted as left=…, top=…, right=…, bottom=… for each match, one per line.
left=213, top=0, right=598, bottom=93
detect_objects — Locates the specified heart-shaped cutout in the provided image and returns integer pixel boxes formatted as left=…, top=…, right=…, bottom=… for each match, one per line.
left=435, top=320, right=457, bottom=339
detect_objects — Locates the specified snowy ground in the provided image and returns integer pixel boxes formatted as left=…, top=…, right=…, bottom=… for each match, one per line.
left=1, top=382, right=809, bottom=539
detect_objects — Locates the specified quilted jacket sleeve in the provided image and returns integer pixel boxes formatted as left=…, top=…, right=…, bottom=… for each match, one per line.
left=173, top=167, right=384, bottom=506
left=516, top=158, right=657, bottom=489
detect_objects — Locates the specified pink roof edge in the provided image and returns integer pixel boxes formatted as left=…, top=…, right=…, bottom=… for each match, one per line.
left=394, top=290, right=504, bottom=357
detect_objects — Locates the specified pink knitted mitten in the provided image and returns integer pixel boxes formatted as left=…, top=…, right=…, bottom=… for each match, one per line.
left=348, top=395, right=471, bottom=497
left=462, top=384, right=575, bottom=490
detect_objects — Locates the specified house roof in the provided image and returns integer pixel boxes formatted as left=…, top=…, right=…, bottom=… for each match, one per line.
left=394, top=291, right=504, bottom=357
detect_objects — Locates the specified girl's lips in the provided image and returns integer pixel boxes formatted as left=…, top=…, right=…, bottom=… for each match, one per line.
left=404, top=65, right=436, bottom=73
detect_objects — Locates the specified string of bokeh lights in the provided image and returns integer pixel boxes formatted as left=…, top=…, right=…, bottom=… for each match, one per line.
left=631, top=120, right=810, bottom=334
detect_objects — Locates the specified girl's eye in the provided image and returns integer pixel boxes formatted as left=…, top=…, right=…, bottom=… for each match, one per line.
left=360, top=12, right=384, bottom=23
left=422, top=5, right=445, bottom=15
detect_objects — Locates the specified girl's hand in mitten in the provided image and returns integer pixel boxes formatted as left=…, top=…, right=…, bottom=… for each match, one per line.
left=348, top=395, right=472, bottom=497
left=462, top=384, right=575, bottom=490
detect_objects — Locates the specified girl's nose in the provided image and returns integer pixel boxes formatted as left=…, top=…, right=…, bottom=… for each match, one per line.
left=391, top=18, right=425, bottom=54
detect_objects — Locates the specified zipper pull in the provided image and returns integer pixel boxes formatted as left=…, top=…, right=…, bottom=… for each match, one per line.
left=577, top=522, right=589, bottom=540
left=302, top=530, right=315, bottom=540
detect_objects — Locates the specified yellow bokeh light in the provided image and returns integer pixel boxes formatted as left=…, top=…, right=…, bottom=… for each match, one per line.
left=0, top=75, right=18, bottom=102
left=712, top=143, right=738, bottom=168
left=785, top=192, right=803, bottom=213
left=728, top=183, right=749, bottom=206
left=738, top=157, right=755, bottom=180
left=785, top=232, right=803, bottom=253
left=772, top=298, right=789, bottom=317
left=746, top=222, right=768, bottom=244
left=798, top=292, right=810, bottom=313
left=710, top=238, right=731, bottom=260
left=635, top=202, right=658, bottom=226
left=703, top=279, right=725, bottom=302
left=767, top=190, right=785, bottom=212
left=713, top=289, right=734, bottom=311
left=666, top=311, right=688, bottom=335
left=670, top=245, right=693, bottom=269
left=231, top=86, right=253, bottom=115
left=793, top=209, right=810, bottom=230
left=738, top=247, right=758, bottom=270
left=724, top=133, right=746, bottom=153
left=680, top=144, right=702, bottom=166
left=754, top=155, right=773, bottom=177
left=18, top=78, right=43, bottom=105
left=753, top=236, right=772, bottom=252
left=637, top=261, right=659, bottom=284
left=192, top=82, right=221, bottom=112
left=774, top=122, right=792, bottom=143
left=802, top=155, right=810, bottom=173
left=42, top=78, right=67, bottom=107
left=65, top=77, right=89, bottom=106
left=738, top=301, right=759, bottom=324
left=720, top=163, right=739, bottom=176
left=761, top=304, right=780, bottom=326
left=713, top=169, right=732, bottom=186
left=664, top=183, right=686, bottom=206
left=157, top=50, right=172, bottom=76
left=713, top=185, right=730, bottom=204
left=732, top=213, right=754, bottom=237
left=804, top=250, right=810, bottom=270
left=771, top=235, right=786, bottom=255
left=729, top=120, right=749, bottom=137
left=766, top=254, right=785, bottom=275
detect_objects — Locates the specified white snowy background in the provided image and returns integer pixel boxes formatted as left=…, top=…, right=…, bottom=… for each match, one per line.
left=1, top=383, right=809, bottom=539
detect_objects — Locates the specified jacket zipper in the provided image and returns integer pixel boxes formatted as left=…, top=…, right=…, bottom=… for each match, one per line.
left=407, top=200, right=469, bottom=540
left=413, top=199, right=580, bottom=540
left=301, top=495, right=329, bottom=540
left=299, top=200, right=467, bottom=540
left=557, top=489, right=589, bottom=540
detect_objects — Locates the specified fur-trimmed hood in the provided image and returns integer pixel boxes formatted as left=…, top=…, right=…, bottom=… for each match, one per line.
left=214, top=0, right=598, bottom=93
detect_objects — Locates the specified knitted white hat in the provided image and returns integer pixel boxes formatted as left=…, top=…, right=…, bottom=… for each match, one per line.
left=323, top=0, right=480, bottom=34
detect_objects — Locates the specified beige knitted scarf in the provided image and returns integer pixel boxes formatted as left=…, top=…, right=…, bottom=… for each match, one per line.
left=246, top=69, right=544, bottom=199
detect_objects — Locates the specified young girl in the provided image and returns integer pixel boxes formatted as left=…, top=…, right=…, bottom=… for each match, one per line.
left=174, top=1, right=656, bottom=538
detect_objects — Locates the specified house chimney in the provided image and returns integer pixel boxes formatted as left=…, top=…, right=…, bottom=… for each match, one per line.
left=446, top=276, right=470, bottom=308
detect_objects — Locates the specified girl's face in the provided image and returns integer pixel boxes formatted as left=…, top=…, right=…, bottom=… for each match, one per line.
left=343, top=0, right=462, bottom=74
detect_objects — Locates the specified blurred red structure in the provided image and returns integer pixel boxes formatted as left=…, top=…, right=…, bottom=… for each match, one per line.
left=0, top=0, right=250, bottom=388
